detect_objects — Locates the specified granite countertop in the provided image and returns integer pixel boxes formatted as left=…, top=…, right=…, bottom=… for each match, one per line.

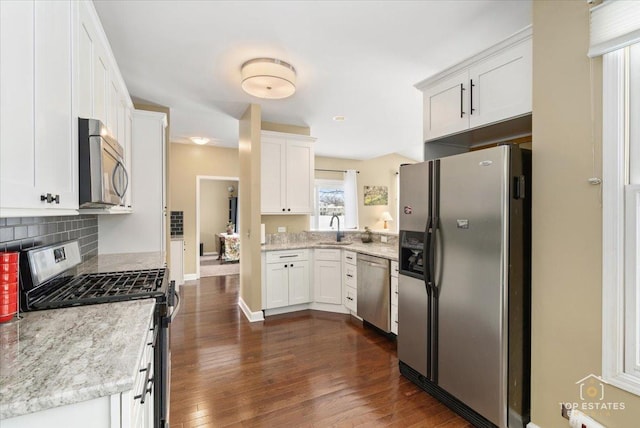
left=0, top=299, right=156, bottom=419
left=262, top=241, right=398, bottom=261
left=76, top=251, right=166, bottom=274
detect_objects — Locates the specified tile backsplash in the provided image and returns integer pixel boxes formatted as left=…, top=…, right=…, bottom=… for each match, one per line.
left=170, top=211, right=183, bottom=237
left=0, top=215, right=98, bottom=260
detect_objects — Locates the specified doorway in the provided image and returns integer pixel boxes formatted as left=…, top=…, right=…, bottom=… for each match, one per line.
left=195, top=175, right=240, bottom=279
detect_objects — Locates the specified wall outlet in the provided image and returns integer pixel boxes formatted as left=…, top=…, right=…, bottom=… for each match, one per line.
left=277, top=226, right=287, bottom=233
left=381, top=235, right=388, bottom=243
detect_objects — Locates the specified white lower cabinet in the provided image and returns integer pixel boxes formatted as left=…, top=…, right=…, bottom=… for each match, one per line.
left=342, top=250, right=358, bottom=313
left=313, top=249, right=342, bottom=305
left=264, top=250, right=310, bottom=309
left=391, top=261, right=399, bottom=335
left=2, top=320, right=155, bottom=428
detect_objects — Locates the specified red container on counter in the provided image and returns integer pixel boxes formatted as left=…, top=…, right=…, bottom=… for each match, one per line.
left=0, top=282, right=17, bottom=294
left=0, top=271, right=18, bottom=284
left=0, top=263, right=18, bottom=274
left=0, top=252, right=19, bottom=323
left=0, top=252, right=18, bottom=264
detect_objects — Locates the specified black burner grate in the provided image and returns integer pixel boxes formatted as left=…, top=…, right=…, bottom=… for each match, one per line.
left=30, top=268, right=167, bottom=309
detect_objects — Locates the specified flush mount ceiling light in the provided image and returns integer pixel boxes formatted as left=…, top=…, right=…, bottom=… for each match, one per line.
left=333, top=116, right=346, bottom=122
left=241, top=58, right=296, bottom=99
left=190, top=137, right=210, bottom=145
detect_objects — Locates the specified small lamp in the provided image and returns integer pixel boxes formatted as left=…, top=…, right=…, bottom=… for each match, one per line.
left=381, top=212, right=393, bottom=229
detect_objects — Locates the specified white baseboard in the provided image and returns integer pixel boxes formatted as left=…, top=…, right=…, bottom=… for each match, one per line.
left=263, top=302, right=351, bottom=317
left=527, top=422, right=542, bottom=428
left=309, top=301, right=350, bottom=314
left=238, top=297, right=264, bottom=322
left=264, top=303, right=311, bottom=317
left=183, top=273, right=198, bottom=281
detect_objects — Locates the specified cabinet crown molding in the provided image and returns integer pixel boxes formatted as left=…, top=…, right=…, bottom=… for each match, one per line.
left=261, top=130, right=316, bottom=143
left=414, top=24, right=532, bottom=91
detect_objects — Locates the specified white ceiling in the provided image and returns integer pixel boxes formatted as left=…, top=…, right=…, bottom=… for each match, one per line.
left=93, top=0, right=532, bottom=161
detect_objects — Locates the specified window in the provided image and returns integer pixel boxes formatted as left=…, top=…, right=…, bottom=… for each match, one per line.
left=602, top=43, right=640, bottom=395
left=311, top=179, right=345, bottom=230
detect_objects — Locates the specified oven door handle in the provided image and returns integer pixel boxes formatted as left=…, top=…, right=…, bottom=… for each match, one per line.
left=170, top=289, right=181, bottom=322
left=168, top=280, right=181, bottom=323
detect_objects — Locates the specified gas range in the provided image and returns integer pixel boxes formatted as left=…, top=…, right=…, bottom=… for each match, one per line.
left=19, top=241, right=170, bottom=312
left=23, top=268, right=168, bottom=310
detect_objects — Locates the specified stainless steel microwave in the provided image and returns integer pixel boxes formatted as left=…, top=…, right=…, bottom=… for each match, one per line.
left=78, top=118, right=129, bottom=208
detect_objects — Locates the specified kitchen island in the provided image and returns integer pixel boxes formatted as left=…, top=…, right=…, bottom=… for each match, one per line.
left=0, top=300, right=156, bottom=424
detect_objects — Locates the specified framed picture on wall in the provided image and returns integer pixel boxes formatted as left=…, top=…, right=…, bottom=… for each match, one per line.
left=363, top=186, right=388, bottom=206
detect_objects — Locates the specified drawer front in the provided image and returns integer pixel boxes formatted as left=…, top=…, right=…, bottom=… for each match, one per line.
left=266, top=249, right=309, bottom=263
left=391, top=261, right=399, bottom=278
left=343, top=250, right=357, bottom=265
left=344, top=263, right=357, bottom=288
left=314, top=248, right=341, bottom=261
left=344, top=286, right=357, bottom=312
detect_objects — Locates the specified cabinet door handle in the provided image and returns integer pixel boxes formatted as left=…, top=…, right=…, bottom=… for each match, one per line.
left=346, top=274, right=353, bottom=278
left=282, top=208, right=286, bottom=212
left=460, top=83, right=465, bottom=118
left=284, top=264, right=288, bottom=268
left=134, top=362, right=152, bottom=403
left=290, top=263, right=294, bottom=267
left=40, top=193, right=58, bottom=204
left=470, top=79, right=475, bottom=114
left=287, top=208, right=291, bottom=212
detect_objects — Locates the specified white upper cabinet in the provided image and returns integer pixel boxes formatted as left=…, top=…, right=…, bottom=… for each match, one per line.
left=418, top=26, right=532, bottom=142
left=0, top=0, right=78, bottom=216
left=0, top=0, right=132, bottom=217
left=468, top=39, right=532, bottom=129
left=260, top=131, right=315, bottom=215
left=77, top=0, right=132, bottom=139
left=423, top=70, right=470, bottom=139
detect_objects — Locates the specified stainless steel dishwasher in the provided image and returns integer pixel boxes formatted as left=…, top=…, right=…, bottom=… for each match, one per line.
left=357, top=253, right=390, bottom=332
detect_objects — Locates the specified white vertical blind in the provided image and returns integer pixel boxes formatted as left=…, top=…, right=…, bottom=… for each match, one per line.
left=589, top=0, right=640, bottom=57
left=343, top=170, right=358, bottom=229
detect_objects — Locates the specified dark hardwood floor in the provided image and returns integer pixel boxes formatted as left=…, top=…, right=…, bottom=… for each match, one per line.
left=169, top=275, right=473, bottom=428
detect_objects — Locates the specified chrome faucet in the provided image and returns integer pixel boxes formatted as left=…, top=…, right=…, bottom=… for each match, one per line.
left=329, top=214, right=344, bottom=242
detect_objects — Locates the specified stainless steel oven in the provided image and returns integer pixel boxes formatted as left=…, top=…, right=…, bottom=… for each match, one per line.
left=78, top=118, right=129, bottom=208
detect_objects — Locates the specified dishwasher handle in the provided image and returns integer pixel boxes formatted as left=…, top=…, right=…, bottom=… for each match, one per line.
left=365, top=261, right=388, bottom=269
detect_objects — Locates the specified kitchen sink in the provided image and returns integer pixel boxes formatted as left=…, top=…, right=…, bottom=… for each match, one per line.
left=317, top=241, right=353, bottom=246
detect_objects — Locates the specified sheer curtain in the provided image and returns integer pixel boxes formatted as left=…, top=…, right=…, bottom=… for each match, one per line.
left=343, top=170, right=358, bottom=229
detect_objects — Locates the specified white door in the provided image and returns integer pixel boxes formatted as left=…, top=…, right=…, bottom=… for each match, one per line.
left=423, top=70, right=469, bottom=141
left=0, top=0, right=76, bottom=212
left=285, top=140, right=314, bottom=214
left=76, top=5, right=94, bottom=119
left=314, top=260, right=342, bottom=304
left=93, top=46, right=108, bottom=125
left=288, top=260, right=311, bottom=305
left=34, top=0, right=76, bottom=210
left=0, top=1, right=37, bottom=210
left=468, top=39, right=532, bottom=129
left=265, top=263, right=289, bottom=309
left=260, top=137, right=285, bottom=214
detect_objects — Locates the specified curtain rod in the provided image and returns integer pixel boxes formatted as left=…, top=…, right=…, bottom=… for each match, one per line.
left=315, top=168, right=360, bottom=173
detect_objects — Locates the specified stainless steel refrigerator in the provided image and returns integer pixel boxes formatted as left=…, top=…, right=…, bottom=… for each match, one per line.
left=397, top=145, right=530, bottom=428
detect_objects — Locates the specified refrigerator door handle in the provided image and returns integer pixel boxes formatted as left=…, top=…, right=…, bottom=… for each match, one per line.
left=429, top=217, right=439, bottom=296
left=424, top=216, right=432, bottom=293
